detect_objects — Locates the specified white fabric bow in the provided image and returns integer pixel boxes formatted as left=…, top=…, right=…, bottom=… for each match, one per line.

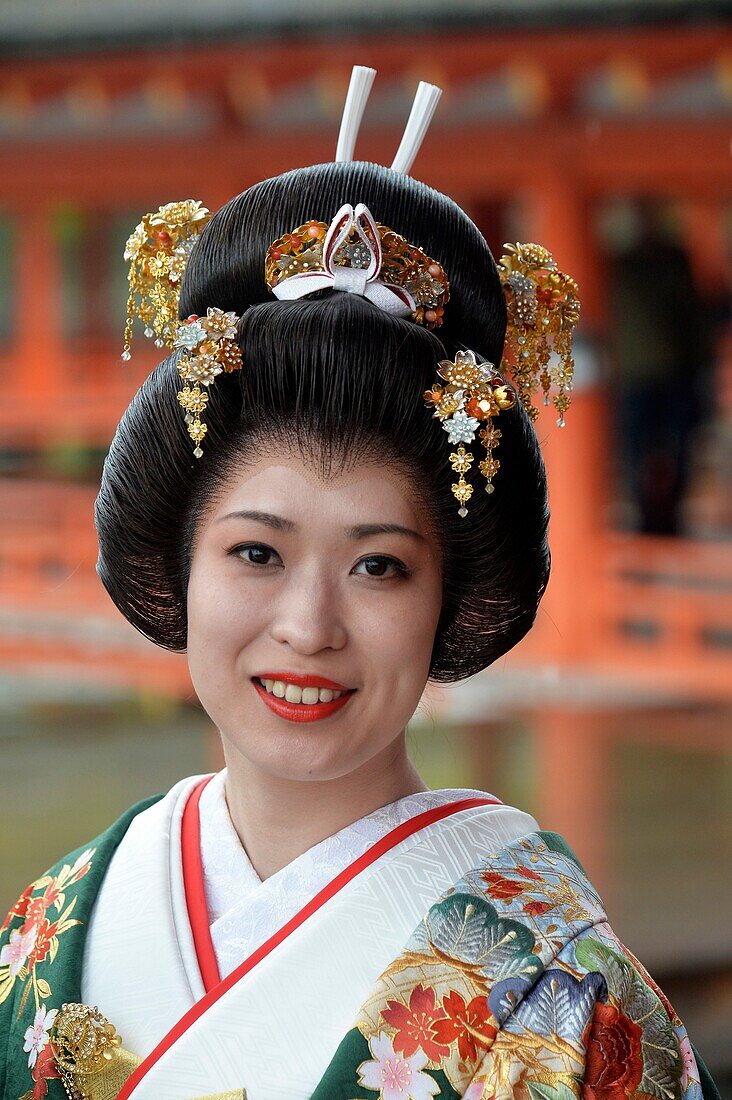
left=271, top=202, right=416, bottom=317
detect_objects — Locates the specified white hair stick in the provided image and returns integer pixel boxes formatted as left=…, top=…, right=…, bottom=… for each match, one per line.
left=390, top=81, right=443, bottom=175
left=335, top=65, right=377, bottom=163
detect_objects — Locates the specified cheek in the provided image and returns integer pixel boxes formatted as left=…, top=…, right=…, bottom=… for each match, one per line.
left=357, top=578, right=442, bottom=681
left=186, top=562, right=263, bottom=663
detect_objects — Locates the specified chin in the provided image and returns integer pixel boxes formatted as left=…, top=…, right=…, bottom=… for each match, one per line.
left=227, top=730, right=370, bottom=784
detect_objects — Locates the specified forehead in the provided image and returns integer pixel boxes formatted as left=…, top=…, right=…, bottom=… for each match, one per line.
left=207, top=452, right=431, bottom=534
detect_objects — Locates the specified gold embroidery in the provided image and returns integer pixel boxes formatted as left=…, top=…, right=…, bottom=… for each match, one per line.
left=49, top=1003, right=247, bottom=1100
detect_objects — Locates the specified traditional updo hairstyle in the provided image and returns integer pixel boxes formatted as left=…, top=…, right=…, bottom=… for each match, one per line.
left=95, top=161, right=550, bottom=682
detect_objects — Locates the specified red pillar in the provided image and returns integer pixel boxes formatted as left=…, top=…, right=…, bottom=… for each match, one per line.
left=518, top=175, right=609, bottom=660
left=15, top=207, right=64, bottom=415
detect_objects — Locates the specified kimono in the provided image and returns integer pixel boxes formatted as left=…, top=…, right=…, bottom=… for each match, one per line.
left=0, top=771, right=720, bottom=1100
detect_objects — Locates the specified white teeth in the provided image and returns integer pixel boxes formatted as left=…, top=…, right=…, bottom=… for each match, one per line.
left=258, top=678, right=346, bottom=704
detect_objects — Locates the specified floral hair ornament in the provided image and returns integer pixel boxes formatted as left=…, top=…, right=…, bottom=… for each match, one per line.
left=121, top=199, right=243, bottom=459
left=424, top=350, right=517, bottom=517
left=426, top=244, right=580, bottom=517
left=265, top=202, right=450, bottom=329
left=172, top=308, right=243, bottom=457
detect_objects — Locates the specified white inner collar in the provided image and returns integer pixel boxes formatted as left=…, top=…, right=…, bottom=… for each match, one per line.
left=198, top=767, right=497, bottom=977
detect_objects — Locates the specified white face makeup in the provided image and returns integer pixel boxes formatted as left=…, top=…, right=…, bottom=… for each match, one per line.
left=185, top=451, right=444, bottom=784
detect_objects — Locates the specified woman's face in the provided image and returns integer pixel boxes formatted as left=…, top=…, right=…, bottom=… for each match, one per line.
left=186, top=448, right=444, bottom=783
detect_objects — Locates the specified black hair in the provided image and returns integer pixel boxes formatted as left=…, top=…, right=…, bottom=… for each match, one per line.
left=95, top=160, right=549, bottom=682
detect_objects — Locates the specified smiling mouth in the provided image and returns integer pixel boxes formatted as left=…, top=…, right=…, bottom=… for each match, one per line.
left=251, top=676, right=356, bottom=723
left=254, top=677, right=351, bottom=705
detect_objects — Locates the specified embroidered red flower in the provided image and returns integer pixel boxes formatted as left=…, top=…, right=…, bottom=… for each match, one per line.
left=29, top=1039, right=60, bottom=1100
left=432, top=990, right=498, bottom=1063
left=27, top=919, right=59, bottom=967
left=1, top=884, right=35, bottom=934
left=382, top=983, right=450, bottom=1063
left=24, top=898, right=48, bottom=930
left=41, top=882, right=62, bottom=909
left=515, top=866, right=543, bottom=882
left=481, top=872, right=524, bottom=901
left=523, top=900, right=553, bottom=917
left=582, top=1002, right=643, bottom=1100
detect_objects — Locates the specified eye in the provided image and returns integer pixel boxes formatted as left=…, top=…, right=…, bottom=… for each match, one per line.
left=229, top=542, right=283, bottom=567
left=352, top=555, right=411, bottom=579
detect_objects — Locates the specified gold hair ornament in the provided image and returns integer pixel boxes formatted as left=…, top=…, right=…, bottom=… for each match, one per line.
left=121, top=199, right=243, bottom=459
left=498, top=242, right=580, bottom=426
left=121, top=199, right=212, bottom=359
left=426, top=242, right=580, bottom=516
left=424, top=350, right=517, bottom=517
left=173, top=309, right=243, bottom=457
left=265, top=202, right=449, bottom=329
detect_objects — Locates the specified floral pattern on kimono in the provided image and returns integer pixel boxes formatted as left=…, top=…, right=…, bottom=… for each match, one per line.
left=0, top=800, right=720, bottom=1100
left=0, top=796, right=161, bottom=1100
left=313, top=833, right=713, bottom=1100
left=0, top=850, right=95, bottom=1100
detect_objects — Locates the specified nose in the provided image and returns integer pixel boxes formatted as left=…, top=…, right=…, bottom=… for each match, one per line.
left=268, top=564, right=347, bottom=655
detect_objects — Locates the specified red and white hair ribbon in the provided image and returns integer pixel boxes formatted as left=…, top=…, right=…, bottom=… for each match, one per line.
left=271, top=202, right=416, bottom=317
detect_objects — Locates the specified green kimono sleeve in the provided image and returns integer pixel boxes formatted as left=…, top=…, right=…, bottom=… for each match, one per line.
left=0, top=795, right=161, bottom=1100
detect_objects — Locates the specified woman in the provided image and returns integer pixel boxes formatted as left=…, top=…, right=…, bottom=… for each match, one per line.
left=0, top=68, right=719, bottom=1100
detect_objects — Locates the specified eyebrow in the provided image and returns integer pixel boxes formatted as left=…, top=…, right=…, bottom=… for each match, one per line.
left=215, top=509, right=426, bottom=543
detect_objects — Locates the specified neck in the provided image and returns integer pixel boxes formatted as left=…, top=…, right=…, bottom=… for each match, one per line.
left=220, top=734, right=427, bottom=880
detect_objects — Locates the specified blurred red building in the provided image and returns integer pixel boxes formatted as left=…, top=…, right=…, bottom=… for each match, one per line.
left=1, top=16, right=729, bottom=698
left=0, top=4, right=731, bottom=1078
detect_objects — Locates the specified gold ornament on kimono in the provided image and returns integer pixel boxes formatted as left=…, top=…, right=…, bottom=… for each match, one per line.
left=424, top=349, right=517, bottom=516
left=47, top=1003, right=247, bottom=1100
left=49, top=1003, right=122, bottom=1100
left=498, top=241, right=580, bottom=426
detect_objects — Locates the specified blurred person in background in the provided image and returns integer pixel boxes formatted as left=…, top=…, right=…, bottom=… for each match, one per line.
left=607, top=198, right=714, bottom=535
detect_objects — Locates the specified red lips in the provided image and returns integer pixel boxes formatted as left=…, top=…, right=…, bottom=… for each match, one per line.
left=254, top=672, right=352, bottom=692
left=251, top=677, right=356, bottom=723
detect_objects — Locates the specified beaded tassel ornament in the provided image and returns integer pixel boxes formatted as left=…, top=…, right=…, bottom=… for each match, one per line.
left=423, top=349, right=517, bottom=517
left=121, top=199, right=212, bottom=358
left=499, top=241, right=580, bottom=427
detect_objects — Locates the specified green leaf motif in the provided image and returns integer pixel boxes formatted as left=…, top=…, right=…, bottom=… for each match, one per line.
left=420, top=892, right=542, bottom=983
left=527, top=1082, right=578, bottom=1100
